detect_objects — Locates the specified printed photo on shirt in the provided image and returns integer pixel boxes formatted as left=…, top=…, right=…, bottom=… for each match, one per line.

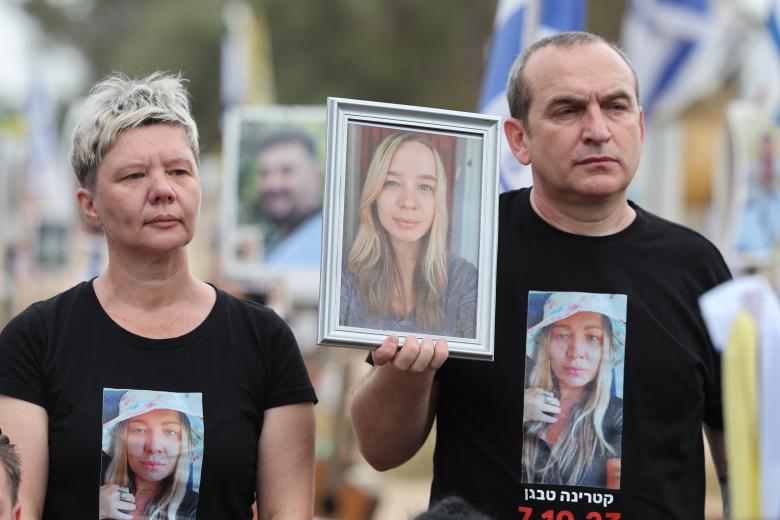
left=100, top=388, right=204, bottom=520
left=522, top=291, right=627, bottom=490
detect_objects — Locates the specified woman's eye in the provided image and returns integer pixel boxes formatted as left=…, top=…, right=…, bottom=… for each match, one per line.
left=130, top=427, right=146, bottom=433
left=164, top=429, right=180, bottom=437
left=419, top=184, right=434, bottom=192
left=384, top=180, right=399, bottom=188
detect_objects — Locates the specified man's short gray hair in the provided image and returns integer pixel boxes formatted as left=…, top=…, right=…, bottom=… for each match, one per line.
left=70, top=71, right=199, bottom=188
left=0, top=430, right=21, bottom=506
left=506, top=31, right=639, bottom=127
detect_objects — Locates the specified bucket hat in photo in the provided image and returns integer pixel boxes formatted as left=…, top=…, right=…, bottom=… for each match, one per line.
left=102, top=389, right=204, bottom=456
left=526, top=291, right=627, bottom=363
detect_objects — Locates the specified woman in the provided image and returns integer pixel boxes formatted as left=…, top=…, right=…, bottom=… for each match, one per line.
left=0, top=73, right=316, bottom=519
left=522, top=292, right=625, bottom=489
left=339, top=132, right=477, bottom=338
left=99, top=390, right=202, bottom=520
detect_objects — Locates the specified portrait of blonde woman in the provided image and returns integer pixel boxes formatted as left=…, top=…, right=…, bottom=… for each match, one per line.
left=99, top=390, right=203, bottom=520
left=339, top=131, right=478, bottom=339
left=522, top=291, right=626, bottom=489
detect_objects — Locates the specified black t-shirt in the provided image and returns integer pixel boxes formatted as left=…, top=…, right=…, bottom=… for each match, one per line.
left=0, top=281, right=317, bottom=519
left=430, top=189, right=731, bottom=519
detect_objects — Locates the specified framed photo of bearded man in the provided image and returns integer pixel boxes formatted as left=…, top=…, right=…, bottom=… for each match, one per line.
left=318, top=97, right=500, bottom=360
left=220, top=105, right=326, bottom=300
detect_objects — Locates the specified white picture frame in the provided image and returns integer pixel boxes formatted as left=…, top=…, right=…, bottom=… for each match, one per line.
left=318, top=97, right=500, bottom=360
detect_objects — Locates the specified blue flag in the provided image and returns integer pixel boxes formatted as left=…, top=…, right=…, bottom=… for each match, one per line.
left=622, top=0, right=741, bottom=122
left=479, top=0, right=587, bottom=192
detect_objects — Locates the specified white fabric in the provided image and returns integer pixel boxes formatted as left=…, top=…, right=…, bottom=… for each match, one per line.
left=699, top=275, right=780, bottom=518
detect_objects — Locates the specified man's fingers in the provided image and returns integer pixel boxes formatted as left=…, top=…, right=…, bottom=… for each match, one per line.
left=393, top=335, right=421, bottom=370
left=372, top=336, right=399, bottom=366
left=430, top=337, right=449, bottom=369
left=409, top=337, right=435, bottom=372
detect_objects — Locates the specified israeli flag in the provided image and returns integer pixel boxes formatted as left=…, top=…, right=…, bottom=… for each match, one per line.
left=479, top=0, right=587, bottom=192
left=768, top=0, right=780, bottom=124
left=622, top=0, right=742, bottom=122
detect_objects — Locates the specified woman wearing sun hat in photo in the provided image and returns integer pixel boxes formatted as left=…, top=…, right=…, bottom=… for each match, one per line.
left=522, top=291, right=626, bottom=489
left=99, top=390, right=203, bottom=520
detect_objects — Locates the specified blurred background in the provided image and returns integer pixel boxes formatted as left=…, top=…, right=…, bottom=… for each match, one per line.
left=1, top=0, right=778, bottom=518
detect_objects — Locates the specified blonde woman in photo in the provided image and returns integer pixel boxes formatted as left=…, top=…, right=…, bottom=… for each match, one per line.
left=522, top=292, right=625, bottom=489
left=99, top=391, right=201, bottom=520
left=340, top=132, right=478, bottom=339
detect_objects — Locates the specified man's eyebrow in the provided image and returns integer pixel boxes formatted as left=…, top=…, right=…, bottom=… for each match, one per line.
left=600, top=89, right=635, bottom=105
left=546, top=95, right=585, bottom=108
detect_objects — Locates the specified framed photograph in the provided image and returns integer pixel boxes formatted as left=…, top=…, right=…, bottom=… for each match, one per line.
left=719, top=101, right=780, bottom=268
left=220, top=105, right=326, bottom=298
left=317, top=98, right=500, bottom=360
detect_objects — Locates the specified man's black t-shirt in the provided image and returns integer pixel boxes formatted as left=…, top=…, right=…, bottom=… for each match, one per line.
left=431, top=188, right=730, bottom=519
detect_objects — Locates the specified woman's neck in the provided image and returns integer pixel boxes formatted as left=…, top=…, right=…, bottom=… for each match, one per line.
left=93, top=255, right=216, bottom=339
left=391, top=241, right=420, bottom=318
left=133, top=478, right=160, bottom=519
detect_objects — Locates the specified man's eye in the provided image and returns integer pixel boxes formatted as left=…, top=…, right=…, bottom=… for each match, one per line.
left=555, top=107, right=580, bottom=118
left=170, top=169, right=187, bottom=176
left=125, top=173, right=144, bottom=180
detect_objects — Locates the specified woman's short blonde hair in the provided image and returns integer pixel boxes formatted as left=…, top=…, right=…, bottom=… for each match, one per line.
left=70, top=71, right=199, bottom=189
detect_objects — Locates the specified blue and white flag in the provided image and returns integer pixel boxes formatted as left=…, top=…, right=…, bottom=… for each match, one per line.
left=479, top=0, right=587, bottom=192
left=622, top=0, right=743, bottom=122
left=767, top=0, right=780, bottom=124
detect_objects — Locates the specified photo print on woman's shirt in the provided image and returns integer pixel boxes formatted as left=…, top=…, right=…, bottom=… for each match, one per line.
left=522, top=291, right=627, bottom=490
left=100, top=388, right=204, bottom=519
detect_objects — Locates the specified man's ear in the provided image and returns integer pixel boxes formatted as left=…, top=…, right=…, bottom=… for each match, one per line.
left=76, top=187, right=101, bottom=228
left=504, top=117, right=532, bottom=165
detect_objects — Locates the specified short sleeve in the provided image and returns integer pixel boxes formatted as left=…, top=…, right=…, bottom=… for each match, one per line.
left=264, top=316, right=318, bottom=410
left=0, top=305, right=48, bottom=407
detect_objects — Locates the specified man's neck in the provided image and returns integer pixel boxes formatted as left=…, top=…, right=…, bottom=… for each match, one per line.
left=530, top=187, right=636, bottom=237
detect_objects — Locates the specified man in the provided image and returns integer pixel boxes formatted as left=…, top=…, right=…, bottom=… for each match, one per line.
left=0, top=430, right=21, bottom=520
left=350, top=32, right=730, bottom=519
left=252, top=130, right=322, bottom=265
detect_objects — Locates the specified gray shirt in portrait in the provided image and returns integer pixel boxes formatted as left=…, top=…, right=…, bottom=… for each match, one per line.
left=339, top=254, right=478, bottom=339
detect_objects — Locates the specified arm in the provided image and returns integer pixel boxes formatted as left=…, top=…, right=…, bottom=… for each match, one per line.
left=704, top=424, right=729, bottom=519
left=349, top=335, right=447, bottom=471
left=256, top=402, right=316, bottom=520
left=0, top=395, right=48, bottom=520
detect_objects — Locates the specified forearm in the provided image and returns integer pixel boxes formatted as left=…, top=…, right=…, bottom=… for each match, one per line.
left=349, top=365, right=437, bottom=470
left=257, top=403, right=315, bottom=520
left=704, top=425, right=729, bottom=518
